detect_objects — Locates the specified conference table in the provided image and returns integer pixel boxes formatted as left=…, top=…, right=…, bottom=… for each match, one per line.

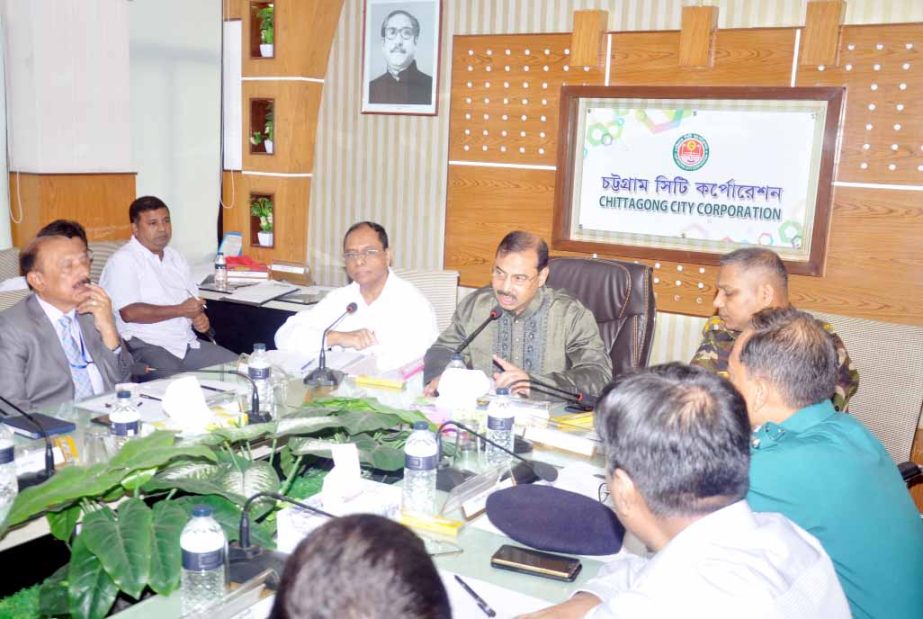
left=3, top=368, right=633, bottom=618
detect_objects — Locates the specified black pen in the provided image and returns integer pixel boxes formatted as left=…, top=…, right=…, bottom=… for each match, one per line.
left=139, top=393, right=162, bottom=402
left=454, top=575, right=496, bottom=617
left=200, top=384, right=228, bottom=393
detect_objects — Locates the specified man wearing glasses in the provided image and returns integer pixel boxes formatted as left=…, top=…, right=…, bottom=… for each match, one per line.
left=0, top=221, right=133, bottom=409
left=423, top=231, right=612, bottom=400
left=368, top=9, right=433, bottom=105
left=274, top=221, right=438, bottom=371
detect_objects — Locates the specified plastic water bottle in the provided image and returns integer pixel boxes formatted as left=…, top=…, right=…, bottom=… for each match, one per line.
left=248, top=343, right=272, bottom=415
left=109, top=388, right=141, bottom=450
left=402, top=421, right=438, bottom=516
left=444, top=352, right=467, bottom=371
left=214, top=252, right=228, bottom=290
left=180, top=505, right=227, bottom=614
left=487, top=388, right=515, bottom=466
left=0, top=425, right=17, bottom=525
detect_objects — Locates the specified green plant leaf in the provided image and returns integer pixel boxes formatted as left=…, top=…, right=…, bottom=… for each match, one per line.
left=194, top=422, right=275, bottom=446
left=174, top=495, right=274, bottom=548
left=287, top=436, right=340, bottom=456
left=38, top=565, right=70, bottom=618
left=107, top=430, right=216, bottom=474
left=47, top=503, right=82, bottom=543
left=150, top=459, right=222, bottom=483
left=144, top=467, right=246, bottom=506
left=274, top=415, right=341, bottom=437
left=148, top=501, right=187, bottom=596
left=335, top=411, right=405, bottom=435
left=5, top=464, right=125, bottom=527
left=120, top=466, right=158, bottom=492
left=366, top=445, right=405, bottom=471
left=80, top=500, right=152, bottom=599
left=68, top=534, right=119, bottom=619
left=216, top=460, right=280, bottom=499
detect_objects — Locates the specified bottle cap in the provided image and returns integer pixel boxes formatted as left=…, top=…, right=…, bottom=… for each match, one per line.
left=253, top=343, right=266, bottom=352
left=449, top=352, right=463, bottom=361
left=116, top=389, right=131, bottom=399
left=496, top=387, right=510, bottom=396
left=191, top=505, right=213, bottom=517
left=412, top=421, right=428, bottom=430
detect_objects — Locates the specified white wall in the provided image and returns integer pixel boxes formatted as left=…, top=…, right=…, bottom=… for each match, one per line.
left=128, top=0, right=222, bottom=264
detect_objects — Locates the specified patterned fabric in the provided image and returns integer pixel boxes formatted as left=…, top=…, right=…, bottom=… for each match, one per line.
left=493, top=291, right=550, bottom=374
left=58, top=315, right=93, bottom=399
left=690, top=314, right=860, bottom=412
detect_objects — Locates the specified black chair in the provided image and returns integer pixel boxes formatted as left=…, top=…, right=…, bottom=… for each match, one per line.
left=545, top=257, right=655, bottom=377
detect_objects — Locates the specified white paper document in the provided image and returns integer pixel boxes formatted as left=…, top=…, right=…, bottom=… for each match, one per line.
left=442, top=570, right=548, bottom=618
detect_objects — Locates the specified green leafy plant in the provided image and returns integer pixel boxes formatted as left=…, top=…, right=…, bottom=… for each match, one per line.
left=249, top=107, right=273, bottom=148
left=0, top=398, right=427, bottom=619
left=250, top=196, right=274, bottom=232
left=257, top=5, right=274, bottom=45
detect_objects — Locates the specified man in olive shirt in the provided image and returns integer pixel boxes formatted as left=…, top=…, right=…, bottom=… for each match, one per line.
left=728, top=307, right=923, bottom=619
left=423, top=231, right=612, bottom=401
left=692, top=247, right=859, bottom=411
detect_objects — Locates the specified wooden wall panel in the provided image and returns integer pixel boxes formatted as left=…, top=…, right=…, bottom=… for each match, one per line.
left=610, top=28, right=796, bottom=86
left=241, top=81, right=321, bottom=174
left=221, top=170, right=309, bottom=264
left=9, top=173, right=136, bottom=246
left=242, top=0, right=344, bottom=78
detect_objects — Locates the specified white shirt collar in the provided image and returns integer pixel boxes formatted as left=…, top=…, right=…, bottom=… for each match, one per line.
left=35, top=293, right=76, bottom=325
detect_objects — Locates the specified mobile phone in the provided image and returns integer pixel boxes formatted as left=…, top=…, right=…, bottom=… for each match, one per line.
left=490, top=544, right=582, bottom=582
left=91, top=414, right=111, bottom=426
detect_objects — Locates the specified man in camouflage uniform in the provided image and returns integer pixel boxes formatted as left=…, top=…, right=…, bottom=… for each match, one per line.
left=691, top=248, right=858, bottom=411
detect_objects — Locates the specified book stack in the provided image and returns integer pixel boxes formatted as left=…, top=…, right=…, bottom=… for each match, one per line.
left=226, top=255, right=269, bottom=285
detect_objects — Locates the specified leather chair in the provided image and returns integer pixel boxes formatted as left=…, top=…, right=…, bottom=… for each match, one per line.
left=546, top=257, right=655, bottom=377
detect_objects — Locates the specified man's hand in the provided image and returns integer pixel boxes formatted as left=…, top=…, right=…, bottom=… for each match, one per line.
left=177, top=296, right=206, bottom=319
left=423, top=377, right=440, bottom=397
left=191, top=313, right=210, bottom=334
left=76, top=283, right=121, bottom=350
left=328, top=329, right=378, bottom=350
left=493, top=355, right=530, bottom=396
left=517, top=593, right=602, bottom=619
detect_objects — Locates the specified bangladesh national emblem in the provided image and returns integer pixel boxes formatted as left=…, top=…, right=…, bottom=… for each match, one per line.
left=673, top=133, right=709, bottom=171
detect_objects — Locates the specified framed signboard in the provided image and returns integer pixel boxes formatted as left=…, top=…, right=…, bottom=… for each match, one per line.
left=552, top=86, right=844, bottom=276
left=361, top=0, right=442, bottom=116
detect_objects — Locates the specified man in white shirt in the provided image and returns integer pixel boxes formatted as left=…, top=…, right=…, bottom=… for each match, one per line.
left=100, top=196, right=236, bottom=376
left=274, top=222, right=438, bottom=371
left=0, top=222, right=132, bottom=409
left=521, top=364, right=848, bottom=619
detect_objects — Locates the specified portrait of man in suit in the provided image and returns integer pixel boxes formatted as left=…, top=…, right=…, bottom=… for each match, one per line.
left=368, top=9, right=433, bottom=105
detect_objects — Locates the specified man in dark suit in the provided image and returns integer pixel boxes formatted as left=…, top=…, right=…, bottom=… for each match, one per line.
left=368, top=9, right=432, bottom=105
left=0, top=224, right=132, bottom=410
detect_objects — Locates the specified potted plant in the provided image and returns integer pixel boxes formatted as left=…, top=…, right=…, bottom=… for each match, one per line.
left=250, top=196, right=274, bottom=246
left=249, top=108, right=274, bottom=154
left=257, top=4, right=274, bottom=57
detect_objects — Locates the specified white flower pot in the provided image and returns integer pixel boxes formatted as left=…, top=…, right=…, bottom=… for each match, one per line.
left=264, top=139, right=274, bottom=154
left=257, top=231, right=274, bottom=247
left=260, top=43, right=274, bottom=57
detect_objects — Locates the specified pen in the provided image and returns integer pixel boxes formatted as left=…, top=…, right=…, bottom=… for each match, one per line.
left=300, top=358, right=317, bottom=371
left=200, top=384, right=228, bottom=393
left=454, top=575, right=496, bottom=617
left=140, top=393, right=162, bottom=402
left=187, top=288, right=207, bottom=309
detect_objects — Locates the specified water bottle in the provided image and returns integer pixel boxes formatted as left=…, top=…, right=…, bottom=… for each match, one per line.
left=0, top=424, right=17, bottom=525
left=487, top=388, right=515, bottom=466
left=180, top=505, right=227, bottom=614
left=444, top=352, right=467, bottom=371
left=402, top=421, right=438, bottom=516
left=248, top=343, right=273, bottom=415
left=109, top=388, right=141, bottom=450
left=214, top=252, right=228, bottom=290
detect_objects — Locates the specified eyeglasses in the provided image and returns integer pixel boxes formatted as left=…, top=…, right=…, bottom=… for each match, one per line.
left=59, top=251, right=94, bottom=276
left=343, top=248, right=383, bottom=262
left=492, top=267, right=537, bottom=286
left=598, top=482, right=610, bottom=505
left=384, top=27, right=415, bottom=41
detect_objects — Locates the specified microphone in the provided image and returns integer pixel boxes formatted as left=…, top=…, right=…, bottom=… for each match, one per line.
left=145, top=367, right=267, bottom=424
left=0, top=394, right=56, bottom=489
left=304, top=302, right=359, bottom=388
left=229, top=491, right=333, bottom=588
left=507, top=378, right=597, bottom=411
left=454, top=306, right=502, bottom=356
left=436, top=420, right=558, bottom=491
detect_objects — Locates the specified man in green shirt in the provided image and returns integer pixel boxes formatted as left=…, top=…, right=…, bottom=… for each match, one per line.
left=691, top=247, right=859, bottom=411
left=728, top=306, right=923, bottom=619
left=423, top=231, right=612, bottom=401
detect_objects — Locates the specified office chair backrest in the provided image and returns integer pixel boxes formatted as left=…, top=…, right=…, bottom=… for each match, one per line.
left=546, top=257, right=656, bottom=377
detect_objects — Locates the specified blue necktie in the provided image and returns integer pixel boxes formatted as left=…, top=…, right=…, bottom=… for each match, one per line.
left=58, top=315, right=94, bottom=399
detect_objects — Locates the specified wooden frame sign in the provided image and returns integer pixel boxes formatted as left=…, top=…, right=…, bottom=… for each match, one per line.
left=552, top=86, right=844, bottom=276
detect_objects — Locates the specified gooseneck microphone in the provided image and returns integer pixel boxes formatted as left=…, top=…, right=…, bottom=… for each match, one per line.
left=0, top=394, right=56, bottom=488
left=145, top=367, right=265, bottom=424
left=507, top=378, right=597, bottom=411
left=229, top=490, right=333, bottom=588
left=304, top=302, right=359, bottom=388
left=454, top=306, right=503, bottom=356
left=437, top=420, right=559, bottom=486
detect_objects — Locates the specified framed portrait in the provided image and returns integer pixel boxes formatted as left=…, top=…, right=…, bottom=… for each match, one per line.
left=361, top=0, right=442, bottom=115
left=553, top=86, right=844, bottom=276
